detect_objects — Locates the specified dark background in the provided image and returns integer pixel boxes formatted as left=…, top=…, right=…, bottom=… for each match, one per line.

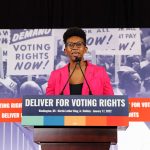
left=0, top=0, right=149, bottom=28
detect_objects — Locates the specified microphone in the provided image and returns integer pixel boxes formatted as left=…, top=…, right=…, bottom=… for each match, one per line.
left=77, top=59, right=93, bottom=95
left=60, top=62, right=78, bottom=95
left=60, top=56, right=92, bottom=95
left=75, top=56, right=81, bottom=62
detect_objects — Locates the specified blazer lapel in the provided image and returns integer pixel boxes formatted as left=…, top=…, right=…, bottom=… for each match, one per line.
left=60, top=64, right=70, bottom=95
left=82, top=62, right=93, bottom=95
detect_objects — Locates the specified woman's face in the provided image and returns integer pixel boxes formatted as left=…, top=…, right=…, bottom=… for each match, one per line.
left=64, top=36, right=87, bottom=62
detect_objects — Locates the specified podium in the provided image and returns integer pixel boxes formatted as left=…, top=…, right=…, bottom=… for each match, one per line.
left=22, top=95, right=128, bottom=150
left=33, top=126, right=117, bottom=150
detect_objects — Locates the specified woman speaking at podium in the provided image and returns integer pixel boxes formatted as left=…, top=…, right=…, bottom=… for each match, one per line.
left=46, top=27, right=114, bottom=96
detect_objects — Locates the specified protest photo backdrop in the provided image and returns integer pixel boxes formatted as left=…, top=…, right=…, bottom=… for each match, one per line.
left=0, top=28, right=150, bottom=150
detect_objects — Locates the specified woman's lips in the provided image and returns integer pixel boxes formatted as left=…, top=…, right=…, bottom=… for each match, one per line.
left=72, top=52, right=80, bottom=57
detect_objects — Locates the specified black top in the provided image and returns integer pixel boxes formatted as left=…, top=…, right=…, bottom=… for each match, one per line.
left=70, top=83, right=83, bottom=95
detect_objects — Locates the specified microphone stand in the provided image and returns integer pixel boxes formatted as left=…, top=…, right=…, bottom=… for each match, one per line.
left=76, top=60, right=93, bottom=95
left=60, top=62, right=78, bottom=95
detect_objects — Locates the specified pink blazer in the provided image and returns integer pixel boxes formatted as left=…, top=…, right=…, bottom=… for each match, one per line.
left=46, top=62, right=114, bottom=95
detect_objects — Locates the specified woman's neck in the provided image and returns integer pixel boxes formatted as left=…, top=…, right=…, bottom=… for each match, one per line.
left=68, top=60, right=87, bottom=84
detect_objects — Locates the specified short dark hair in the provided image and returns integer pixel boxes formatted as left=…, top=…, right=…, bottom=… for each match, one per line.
left=63, top=27, right=86, bottom=44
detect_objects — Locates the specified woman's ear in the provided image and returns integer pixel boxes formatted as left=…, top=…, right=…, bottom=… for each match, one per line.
left=64, top=48, right=67, bottom=55
left=85, top=46, right=88, bottom=53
